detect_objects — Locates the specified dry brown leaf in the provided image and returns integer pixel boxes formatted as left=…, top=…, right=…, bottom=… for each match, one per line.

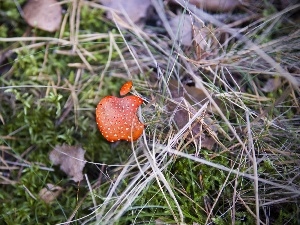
left=168, top=79, right=220, bottom=113
left=169, top=14, right=192, bottom=46
left=39, top=183, right=64, bottom=204
left=169, top=14, right=209, bottom=48
left=165, top=79, right=227, bottom=149
left=261, top=77, right=282, bottom=93
left=49, top=145, right=86, bottom=182
left=188, top=0, right=240, bottom=12
left=23, top=0, right=62, bottom=32
left=99, top=0, right=151, bottom=23
left=167, top=97, right=216, bottom=150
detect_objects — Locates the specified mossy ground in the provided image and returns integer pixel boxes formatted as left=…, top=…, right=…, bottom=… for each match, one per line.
left=1, top=1, right=300, bottom=224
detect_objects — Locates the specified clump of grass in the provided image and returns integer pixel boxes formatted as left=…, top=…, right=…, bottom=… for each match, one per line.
left=1, top=0, right=300, bottom=225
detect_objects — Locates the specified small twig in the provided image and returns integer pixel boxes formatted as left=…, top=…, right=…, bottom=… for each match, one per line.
left=23, top=184, right=37, bottom=200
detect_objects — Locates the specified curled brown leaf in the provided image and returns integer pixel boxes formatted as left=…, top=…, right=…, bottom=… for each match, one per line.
left=49, top=145, right=86, bottom=182
left=23, top=0, right=62, bottom=32
left=39, top=183, right=64, bottom=204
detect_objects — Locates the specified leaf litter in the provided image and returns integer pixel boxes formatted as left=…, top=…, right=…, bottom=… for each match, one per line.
left=22, top=0, right=62, bottom=32
left=182, top=0, right=241, bottom=12
left=39, top=183, right=64, bottom=204
left=49, top=145, right=86, bottom=182
left=166, top=79, right=223, bottom=150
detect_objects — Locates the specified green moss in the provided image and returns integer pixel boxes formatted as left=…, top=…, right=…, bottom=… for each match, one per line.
left=0, top=1, right=127, bottom=224
left=80, top=5, right=109, bottom=33
left=0, top=165, right=79, bottom=224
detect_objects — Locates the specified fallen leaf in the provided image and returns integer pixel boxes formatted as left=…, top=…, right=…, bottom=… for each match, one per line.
left=39, top=183, right=64, bottom=204
left=23, top=0, right=62, bottom=32
left=169, top=14, right=209, bottom=48
left=165, top=79, right=227, bottom=149
left=167, top=97, right=216, bottom=150
left=99, top=0, right=151, bottom=23
left=183, top=0, right=240, bottom=12
left=261, top=77, right=282, bottom=93
left=49, top=145, right=86, bottom=182
left=168, top=79, right=221, bottom=113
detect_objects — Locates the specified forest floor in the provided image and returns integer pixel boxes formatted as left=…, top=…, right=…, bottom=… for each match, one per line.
left=0, top=0, right=300, bottom=224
